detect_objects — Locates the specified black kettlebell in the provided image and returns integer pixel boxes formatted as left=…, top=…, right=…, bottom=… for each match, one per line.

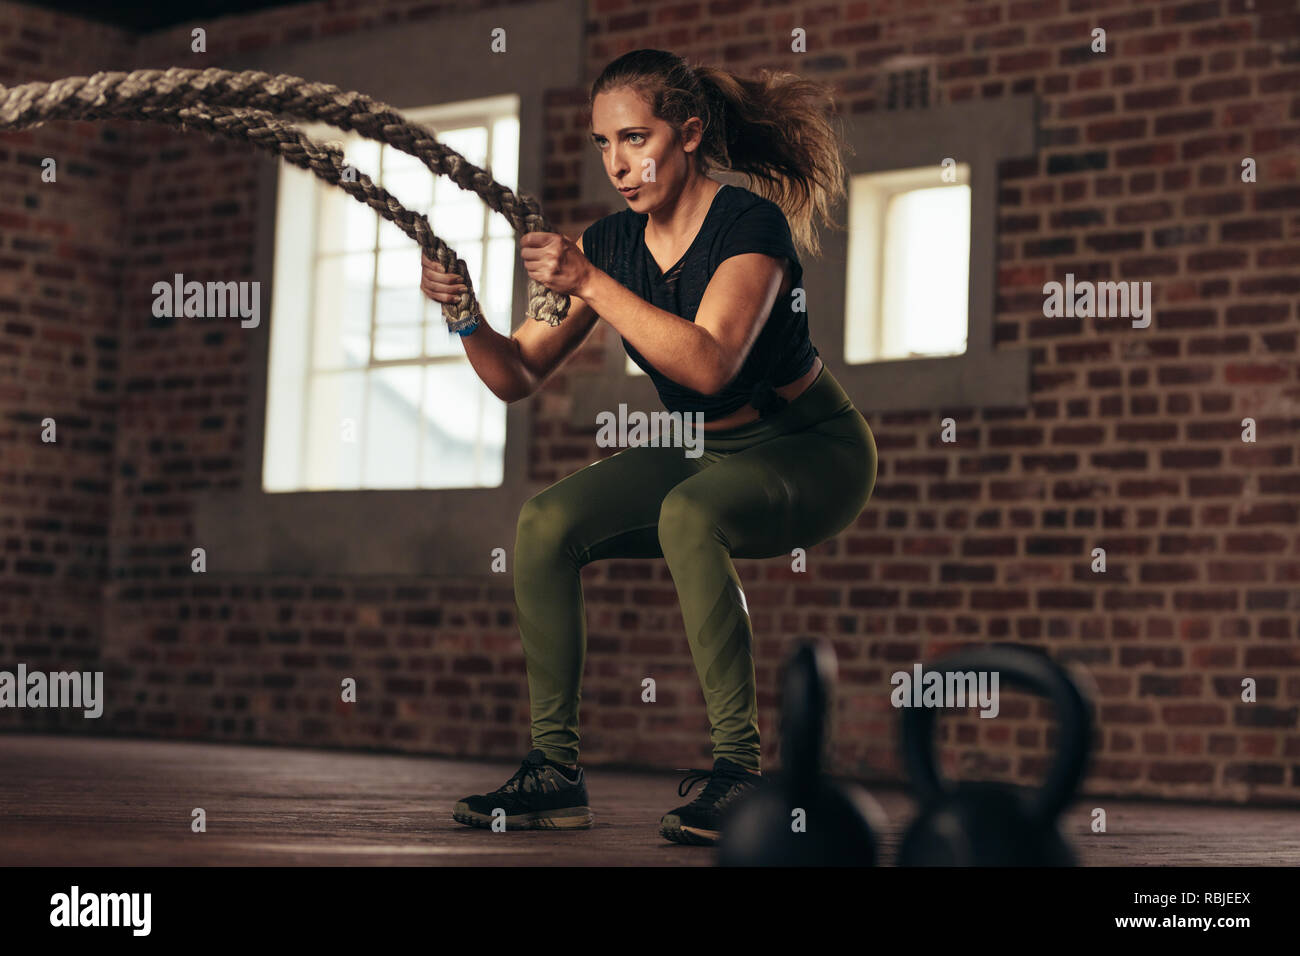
left=897, top=643, right=1093, bottom=867
left=719, top=640, right=887, bottom=866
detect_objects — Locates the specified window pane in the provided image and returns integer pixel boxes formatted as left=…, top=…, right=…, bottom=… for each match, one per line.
left=313, top=252, right=372, bottom=370
left=347, top=139, right=381, bottom=186
left=364, top=365, right=422, bottom=488
left=374, top=322, right=422, bottom=361
left=445, top=240, right=483, bottom=296
left=377, top=215, right=413, bottom=251
left=376, top=246, right=420, bottom=289
left=431, top=127, right=489, bottom=238
left=488, top=117, right=520, bottom=236
left=483, top=237, right=515, bottom=329
left=381, top=147, right=433, bottom=216
left=439, top=126, right=488, bottom=168
left=263, top=375, right=304, bottom=491
left=304, top=369, right=365, bottom=490
left=425, top=308, right=466, bottom=358
left=421, top=362, right=504, bottom=488
left=343, top=192, right=379, bottom=253
left=431, top=194, right=487, bottom=244
left=374, top=248, right=423, bottom=360
left=317, top=134, right=379, bottom=255
left=882, top=185, right=970, bottom=358
left=316, top=183, right=378, bottom=256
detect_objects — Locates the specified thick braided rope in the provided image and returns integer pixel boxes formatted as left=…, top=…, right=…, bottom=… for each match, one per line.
left=148, top=102, right=459, bottom=322
left=0, top=67, right=571, bottom=329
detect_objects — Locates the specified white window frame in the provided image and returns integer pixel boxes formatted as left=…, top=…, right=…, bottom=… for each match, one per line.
left=264, top=97, right=518, bottom=493
left=846, top=162, right=971, bottom=364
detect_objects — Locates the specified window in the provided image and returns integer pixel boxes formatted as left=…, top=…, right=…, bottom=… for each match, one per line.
left=846, top=163, right=971, bottom=363
left=192, top=0, right=585, bottom=577
left=264, top=95, right=520, bottom=491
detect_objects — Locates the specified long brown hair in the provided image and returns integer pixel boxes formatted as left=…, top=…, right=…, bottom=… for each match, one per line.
left=589, top=49, right=851, bottom=259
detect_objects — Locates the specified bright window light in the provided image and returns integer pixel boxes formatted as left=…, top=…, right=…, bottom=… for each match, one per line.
left=264, top=95, right=519, bottom=491
left=846, top=164, right=970, bottom=363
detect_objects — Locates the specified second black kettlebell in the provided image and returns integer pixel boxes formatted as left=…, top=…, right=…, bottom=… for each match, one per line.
left=896, top=643, right=1093, bottom=867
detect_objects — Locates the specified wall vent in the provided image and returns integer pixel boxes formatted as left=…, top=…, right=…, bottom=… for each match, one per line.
left=884, top=65, right=933, bottom=110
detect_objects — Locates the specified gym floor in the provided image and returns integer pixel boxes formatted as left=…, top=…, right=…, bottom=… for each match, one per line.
left=0, top=734, right=1296, bottom=867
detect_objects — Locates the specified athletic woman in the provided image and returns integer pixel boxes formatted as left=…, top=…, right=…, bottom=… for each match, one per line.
left=419, top=49, right=877, bottom=845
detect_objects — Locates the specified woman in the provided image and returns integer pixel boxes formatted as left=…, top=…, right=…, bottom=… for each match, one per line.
left=420, top=49, right=877, bottom=846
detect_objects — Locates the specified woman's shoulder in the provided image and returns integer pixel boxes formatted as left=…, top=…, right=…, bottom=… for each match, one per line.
left=580, top=206, right=641, bottom=251
left=585, top=205, right=641, bottom=234
left=713, top=184, right=798, bottom=261
left=720, top=183, right=786, bottom=221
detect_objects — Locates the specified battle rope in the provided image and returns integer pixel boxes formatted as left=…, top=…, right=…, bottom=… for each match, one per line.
left=0, top=67, right=572, bottom=332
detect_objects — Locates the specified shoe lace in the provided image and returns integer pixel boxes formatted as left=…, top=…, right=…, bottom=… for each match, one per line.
left=499, top=761, right=548, bottom=794
left=675, top=767, right=743, bottom=805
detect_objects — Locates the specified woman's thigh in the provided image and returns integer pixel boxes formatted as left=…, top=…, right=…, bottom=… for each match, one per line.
left=666, top=409, right=878, bottom=559
left=519, top=442, right=704, bottom=564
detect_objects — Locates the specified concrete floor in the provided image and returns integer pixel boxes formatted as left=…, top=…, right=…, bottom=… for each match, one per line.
left=0, top=734, right=1297, bottom=866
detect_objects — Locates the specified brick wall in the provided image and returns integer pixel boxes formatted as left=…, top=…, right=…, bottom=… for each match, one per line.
left=1, top=0, right=1297, bottom=804
left=0, top=4, right=134, bottom=730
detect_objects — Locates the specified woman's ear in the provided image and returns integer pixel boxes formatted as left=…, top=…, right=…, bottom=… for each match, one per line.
left=680, top=116, right=705, bottom=154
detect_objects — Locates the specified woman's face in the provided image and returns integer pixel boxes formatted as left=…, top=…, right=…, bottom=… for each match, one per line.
left=590, top=86, right=703, bottom=208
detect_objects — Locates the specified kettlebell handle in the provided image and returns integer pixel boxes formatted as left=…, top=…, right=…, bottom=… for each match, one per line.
left=780, top=640, right=836, bottom=786
left=899, top=644, right=1092, bottom=823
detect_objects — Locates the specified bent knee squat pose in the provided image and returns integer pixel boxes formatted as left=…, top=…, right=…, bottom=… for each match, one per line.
left=421, top=50, right=876, bottom=844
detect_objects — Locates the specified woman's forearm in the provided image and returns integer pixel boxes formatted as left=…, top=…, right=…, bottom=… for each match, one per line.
left=459, top=319, right=535, bottom=403
left=578, top=269, right=726, bottom=395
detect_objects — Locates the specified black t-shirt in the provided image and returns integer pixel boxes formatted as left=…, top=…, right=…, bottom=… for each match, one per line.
left=580, top=183, right=819, bottom=421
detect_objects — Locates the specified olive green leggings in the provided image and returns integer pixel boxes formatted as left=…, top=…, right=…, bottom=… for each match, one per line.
left=512, top=364, right=877, bottom=771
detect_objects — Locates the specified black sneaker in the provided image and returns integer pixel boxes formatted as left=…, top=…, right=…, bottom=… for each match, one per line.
left=452, top=748, right=593, bottom=830
left=660, top=757, right=764, bottom=845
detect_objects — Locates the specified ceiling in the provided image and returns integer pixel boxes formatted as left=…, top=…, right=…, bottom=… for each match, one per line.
left=19, top=0, right=316, bottom=32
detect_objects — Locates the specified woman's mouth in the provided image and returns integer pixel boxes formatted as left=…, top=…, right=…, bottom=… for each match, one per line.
left=619, top=186, right=639, bottom=198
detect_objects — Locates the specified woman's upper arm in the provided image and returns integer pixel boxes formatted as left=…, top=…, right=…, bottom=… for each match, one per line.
left=693, top=252, right=790, bottom=392
left=511, top=234, right=600, bottom=387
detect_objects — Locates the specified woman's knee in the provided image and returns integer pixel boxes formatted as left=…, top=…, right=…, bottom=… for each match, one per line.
left=657, top=487, right=721, bottom=551
left=515, top=490, right=579, bottom=562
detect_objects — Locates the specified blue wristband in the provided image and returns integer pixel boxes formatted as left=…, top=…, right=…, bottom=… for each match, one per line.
left=455, top=316, right=481, bottom=337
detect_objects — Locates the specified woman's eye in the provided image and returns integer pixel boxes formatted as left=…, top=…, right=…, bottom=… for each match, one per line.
left=595, top=134, right=645, bottom=148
